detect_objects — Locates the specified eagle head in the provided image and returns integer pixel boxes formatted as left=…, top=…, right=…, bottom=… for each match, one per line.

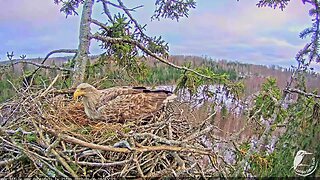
left=73, top=83, right=97, bottom=100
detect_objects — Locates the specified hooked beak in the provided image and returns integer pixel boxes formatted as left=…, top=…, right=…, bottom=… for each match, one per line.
left=73, top=89, right=85, bottom=100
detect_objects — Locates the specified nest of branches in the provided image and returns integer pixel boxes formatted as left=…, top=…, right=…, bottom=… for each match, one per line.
left=0, top=84, right=234, bottom=178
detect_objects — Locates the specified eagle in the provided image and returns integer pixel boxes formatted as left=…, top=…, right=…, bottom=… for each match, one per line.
left=73, top=83, right=177, bottom=123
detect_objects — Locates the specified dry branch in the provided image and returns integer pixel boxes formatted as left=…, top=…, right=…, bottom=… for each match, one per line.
left=42, top=125, right=213, bottom=156
left=42, top=49, right=78, bottom=64
left=3, top=60, right=73, bottom=72
left=40, top=74, right=60, bottom=97
left=285, top=88, right=320, bottom=98
left=16, top=48, right=77, bottom=85
left=75, top=159, right=131, bottom=167
left=0, top=155, right=23, bottom=166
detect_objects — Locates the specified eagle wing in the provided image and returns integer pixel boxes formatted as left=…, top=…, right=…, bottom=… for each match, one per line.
left=97, top=89, right=173, bottom=122
left=98, top=86, right=146, bottom=103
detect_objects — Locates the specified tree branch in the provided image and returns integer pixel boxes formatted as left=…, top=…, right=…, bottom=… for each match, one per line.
left=116, top=0, right=146, bottom=37
left=101, top=0, right=143, bottom=11
left=101, top=0, right=114, bottom=23
left=91, top=18, right=110, bottom=31
left=33, top=49, right=78, bottom=73
left=25, top=49, right=77, bottom=81
left=285, top=88, right=320, bottom=99
left=0, top=49, right=77, bottom=73
left=91, top=33, right=213, bottom=79
left=10, top=60, right=74, bottom=72
left=41, top=49, right=78, bottom=65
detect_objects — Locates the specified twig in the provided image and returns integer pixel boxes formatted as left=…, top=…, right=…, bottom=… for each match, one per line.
left=168, top=122, right=173, bottom=139
left=2, top=127, right=36, bottom=135
left=0, top=49, right=77, bottom=75
left=4, top=167, right=23, bottom=178
left=40, top=74, right=60, bottom=97
left=45, top=136, right=62, bottom=156
left=32, top=121, right=79, bottom=178
left=231, top=106, right=263, bottom=140
left=0, top=155, right=23, bottom=166
left=74, top=159, right=131, bottom=167
left=1, top=137, right=68, bottom=178
left=101, top=0, right=114, bottom=23
left=133, top=132, right=186, bottom=146
left=183, top=125, right=213, bottom=142
left=183, top=112, right=218, bottom=142
left=133, top=152, right=145, bottom=178
left=50, top=89, right=75, bottom=95
left=197, top=162, right=207, bottom=180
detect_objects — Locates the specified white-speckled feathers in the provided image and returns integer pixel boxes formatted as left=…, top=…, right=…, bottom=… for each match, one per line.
left=73, top=83, right=176, bottom=123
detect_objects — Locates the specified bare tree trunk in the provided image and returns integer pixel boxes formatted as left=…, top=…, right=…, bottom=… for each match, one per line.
left=72, top=0, right=94, bottom=87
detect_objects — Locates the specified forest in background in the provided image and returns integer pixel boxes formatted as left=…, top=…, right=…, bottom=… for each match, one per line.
left=1, top=55, right=319, bottom=102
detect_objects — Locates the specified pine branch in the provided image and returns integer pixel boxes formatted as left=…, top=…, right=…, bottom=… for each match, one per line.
left=91, top=33, right=213, bottom=79
left=116, top=0, right=146, bottom=37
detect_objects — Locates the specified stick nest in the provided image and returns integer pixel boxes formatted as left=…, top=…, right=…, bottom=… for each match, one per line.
left=0, top=87, right=228, bottom=178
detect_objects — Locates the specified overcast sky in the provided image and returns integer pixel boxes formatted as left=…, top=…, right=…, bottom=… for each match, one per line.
left=0, top=0, right=318, bottom=70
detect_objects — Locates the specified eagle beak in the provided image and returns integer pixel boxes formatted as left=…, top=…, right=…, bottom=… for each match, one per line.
left=73, top=89, right=85, bottom=100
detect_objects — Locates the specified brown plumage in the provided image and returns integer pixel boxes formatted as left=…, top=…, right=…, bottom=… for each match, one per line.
left=73, top=83, right=176, bottom=123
